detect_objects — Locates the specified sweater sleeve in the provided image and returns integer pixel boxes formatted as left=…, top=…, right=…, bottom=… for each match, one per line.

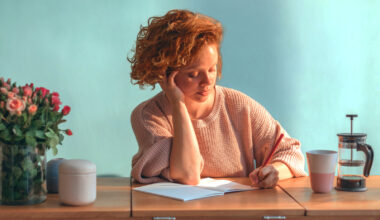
left=250, top=99, right=307, bottom=177
left=130, top=102, right=174, bottom=183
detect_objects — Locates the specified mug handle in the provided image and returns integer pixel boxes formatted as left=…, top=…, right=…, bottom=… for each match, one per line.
left=357, top=144, right=374, bottom=177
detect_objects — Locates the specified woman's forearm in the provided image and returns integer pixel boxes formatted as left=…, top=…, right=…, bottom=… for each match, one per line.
left=169, top=102, right=202, bottom=185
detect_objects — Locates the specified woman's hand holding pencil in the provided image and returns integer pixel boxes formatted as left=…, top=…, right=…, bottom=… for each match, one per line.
left=249, top=134, right=284, bottom=189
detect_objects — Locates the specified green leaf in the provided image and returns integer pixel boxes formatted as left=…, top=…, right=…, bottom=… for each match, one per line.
left=46, top=121, right=54, bottom=128
left=29, top=168, right=38, bottom=179
left=32, top=120, right=43, bottom=128
left=40, top=110, right=46, bottom=124
left=22, top=112, right=28, bottom=123
left=0, top=123, right=6, bottom=130
left=25, top=129, right=35, bottom=137
left=22, top=158, right=34, bottom=172
left=51, top=145, right=58, bottom=156
left=35, top=130, right=45, bottom=139
left=12, top=167, right=23, bottom=180
left=0, top=129, right=11, bottom=141
left=25, top=135, right=37, bottom=147
left=47, top=135, right=59, bottom=150
left=12, top=125, right=23, bottom=137
left=13, top=136, right=24, bottom=142
left=44, top=130, right=55, bottom=138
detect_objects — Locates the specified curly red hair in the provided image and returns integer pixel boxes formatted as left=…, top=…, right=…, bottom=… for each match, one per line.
left=128, top=9, right=224, bottom=88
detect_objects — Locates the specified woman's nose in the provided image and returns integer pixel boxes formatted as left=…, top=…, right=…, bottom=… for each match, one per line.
left=200, top=72, right=213, bottom=85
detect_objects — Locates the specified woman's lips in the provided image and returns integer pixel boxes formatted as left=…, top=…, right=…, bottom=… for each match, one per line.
left=197, top=90, right=209, bottom=96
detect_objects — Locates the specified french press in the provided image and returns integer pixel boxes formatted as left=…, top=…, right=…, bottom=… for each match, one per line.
left=336, top=114, right=374, bottom=192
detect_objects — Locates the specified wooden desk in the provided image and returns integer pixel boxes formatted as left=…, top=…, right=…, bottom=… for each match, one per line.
left=278, top=176, right=380, bottom=219
left=0, top=177, right=131, bottom=220
left=2, top=176, right=380, bottom=219
left=132, top=177, right=305, bottom=220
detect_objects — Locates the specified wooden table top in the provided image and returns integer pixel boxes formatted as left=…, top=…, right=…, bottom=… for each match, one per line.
left=0, top=177, right=131, bottom=220
left=132, top=177, right=305, bottom=217
left=278, top=176, right=380, bottom=216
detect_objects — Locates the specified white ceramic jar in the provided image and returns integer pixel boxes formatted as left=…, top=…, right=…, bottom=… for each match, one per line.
left=58, top=159, right=96, bottom=206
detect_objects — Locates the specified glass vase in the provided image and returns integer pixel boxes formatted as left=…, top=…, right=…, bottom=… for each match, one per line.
left=0, top=142, right=47, bottom=205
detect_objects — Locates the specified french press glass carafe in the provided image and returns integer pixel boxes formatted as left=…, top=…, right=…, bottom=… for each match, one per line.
left=336, top=114, right=374, bottom=192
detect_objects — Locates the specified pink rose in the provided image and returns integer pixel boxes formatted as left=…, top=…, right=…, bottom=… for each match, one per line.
left=3, top=83, right=10, bottom=90
left=0, top=101, right=4, bottom=109
left=51, top=92, right=61, bottom=106
left=6, top=97, right=26, bottom=115
left=12, top=87, right=19, bottom=94
left=28, top=104, right=38, bottom=115
left=0, top=87, right=7, bottom=94
left=7, top=92, right=15, bottom=98
left=22, top=86, right=33, bottom=97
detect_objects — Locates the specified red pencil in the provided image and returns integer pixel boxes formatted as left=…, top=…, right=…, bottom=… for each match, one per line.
left=262, top=133, right=284, bottom=167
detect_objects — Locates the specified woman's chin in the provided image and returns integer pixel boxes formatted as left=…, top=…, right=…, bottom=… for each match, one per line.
left=192, top=93, right=211, bottom=103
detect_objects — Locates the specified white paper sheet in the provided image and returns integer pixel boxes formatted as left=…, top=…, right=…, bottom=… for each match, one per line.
left=133, top=178, right=257, bottom=201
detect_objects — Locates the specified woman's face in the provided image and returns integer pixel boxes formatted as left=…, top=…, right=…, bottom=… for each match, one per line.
left=174, top=44, right=218, bottom=103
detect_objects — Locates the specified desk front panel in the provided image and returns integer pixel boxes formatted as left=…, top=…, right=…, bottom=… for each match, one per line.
left=132, top=177, right=305, bottom=218
left=279, top=176, right=380, bottom=217
left=0, top=177, right=131, bottom=220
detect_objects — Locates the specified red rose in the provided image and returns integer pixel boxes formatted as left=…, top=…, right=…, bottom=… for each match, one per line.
left=65, top=129, right=73, bottom=136
left=53, top=105, right=60, bottom=112
left=62, top=105, right=71, bottom=115
left=35, top=87, right=50, bottom=98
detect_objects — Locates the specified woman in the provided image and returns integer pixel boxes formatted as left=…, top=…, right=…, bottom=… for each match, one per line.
left=128, top=9, right=306, bottom=188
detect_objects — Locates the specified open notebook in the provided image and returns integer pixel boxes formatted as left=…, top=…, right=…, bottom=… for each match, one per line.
left=133, top=178, right=258, bottom=201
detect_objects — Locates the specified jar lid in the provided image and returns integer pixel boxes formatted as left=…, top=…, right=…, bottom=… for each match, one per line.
left=59, top=159, right=96, bottom=175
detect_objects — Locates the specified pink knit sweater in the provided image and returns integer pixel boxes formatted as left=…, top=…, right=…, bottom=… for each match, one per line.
left=131, top=86, right=306, bottom=183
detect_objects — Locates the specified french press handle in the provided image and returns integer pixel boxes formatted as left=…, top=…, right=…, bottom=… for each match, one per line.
left=357, top=144, right=374, bottom=177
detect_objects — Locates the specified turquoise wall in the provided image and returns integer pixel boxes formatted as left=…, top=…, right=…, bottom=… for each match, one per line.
left=1, top=0, right=379, bottom=176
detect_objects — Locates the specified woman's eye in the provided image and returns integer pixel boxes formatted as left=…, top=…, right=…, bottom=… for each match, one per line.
left=188, top=72, right=198, bottom=78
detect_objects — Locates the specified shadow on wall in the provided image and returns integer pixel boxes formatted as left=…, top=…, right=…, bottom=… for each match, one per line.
left=194, top=1, right=296, bottom=126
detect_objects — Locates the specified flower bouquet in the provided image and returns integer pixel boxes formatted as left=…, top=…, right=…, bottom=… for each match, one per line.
left=0, top=77, right=72, bottom=205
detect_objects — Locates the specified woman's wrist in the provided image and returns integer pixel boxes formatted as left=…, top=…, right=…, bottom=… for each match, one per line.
left=272, top=161, right=294, bottom=180
left=171, top=100, right=187, bottom=114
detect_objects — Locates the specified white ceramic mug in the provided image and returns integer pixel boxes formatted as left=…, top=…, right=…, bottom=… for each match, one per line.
left=306, top=150, right=337, bottom=193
